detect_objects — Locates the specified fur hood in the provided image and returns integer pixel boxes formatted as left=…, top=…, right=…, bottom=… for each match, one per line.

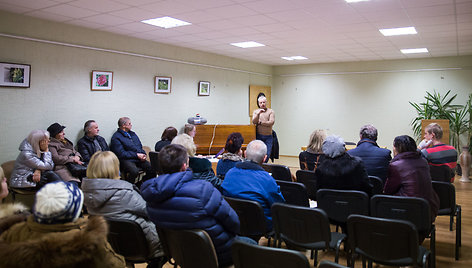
left=0, top=216, right=125, bottom=268
left=0, top=203, right=28, bottom=219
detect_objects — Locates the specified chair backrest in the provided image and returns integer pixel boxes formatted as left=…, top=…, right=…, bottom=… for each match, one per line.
left=318, top=260, right=349, bottom=268
left=275, top=180, right=310, bottom=207
left=105, top=218, right=150, bottom=263
left=370, top=195, right=432, bottom=234
left=432, top=181, right=456, bottom=215
left=232, top=240, right=310, bottom=268
left=347, top=214, right=420, bottom=266
left=316, top=189, right=369, bottom=225
left=295, top=170, right=318, bottom=200
left=1, top=160, right=16, bottom=180
left=149, top=151, right=160, bottom=173
left=429, top=165, right=454, bottom=182
left=224, top=196, right=267, bottom=237
left=159, top=228, right=218, bottom=268
left=368, top=175, right=384, bottom=195
left=271, top=203, right=330, bottom=249
left=263, top=163, right=292, bottom=181
left=143, top=146, right=152, bottom=162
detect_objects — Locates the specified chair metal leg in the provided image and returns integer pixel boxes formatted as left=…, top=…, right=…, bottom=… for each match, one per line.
left=456, top=205, right=462, bottom=260
left=431, top=226, right=436, bottom=268
left=314, top=250, right=318, bottom=267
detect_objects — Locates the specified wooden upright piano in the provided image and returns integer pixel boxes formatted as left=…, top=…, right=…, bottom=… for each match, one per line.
left=194, top=124, right=256, bottom=155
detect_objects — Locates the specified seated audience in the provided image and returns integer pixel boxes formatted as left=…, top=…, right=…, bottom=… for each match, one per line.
left=184, top=123, right=196, bottom=138
left=222, top=140, right=285, bottom=232
left=10, top=129, right=62, bottom=189
left=216, top=132, right=244, bottom=179
left=0, top=166, right=29, bottom=235
left=384, top=135, right=439, bottom=223
left=110, top=117, right=156, bottom=184
left=347, top=124, right=392, bottom=182
left=82, top=151, right=164, bottom=267
left=419, top=123, right=458, bottom=182
left=316, top=135, right=372, bottom=196
left=172, top=134, right=222, bottom=189
left=299, top=129, right=326, bottom=171
left=0, top=181, right=126, bottom=267
left=47, top=123, right=86, bottom=185
left=77, top=120, right=109, bottom=164
left=154, top=126, right=178, bottom=152
left=141, top=144, right=241, bottom=266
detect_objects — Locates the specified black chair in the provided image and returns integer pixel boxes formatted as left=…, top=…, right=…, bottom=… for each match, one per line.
left=318, top=260, right=349, bottom=268
left=368, top=175, right=384, bottom=195
left=106, top=218, right=151, bottom=267
left=271, top=203, right=346, bottom=266
left=263, top=163, right=292, bottom=181
left=296, top=170, right=318, bottom=200
left=347, top=214, right=431, bottom=268
left=370, top=195, right=436, bottom=267
left=429, top=165, right=455, bottom=182
left=232, top=240, right=310, bottom=268
left=149, top=151, right=160, bottom=174
left=345, top=142, right=356, bottom=146
left=316, top=189, right=369, bottom=233
left=224, top=196, right=272, bottom=244
left=432, top=181, right=461, bottom=260
left=158, top=228, right=218, bottom=268
left=275, top=180, right=310, bottom=207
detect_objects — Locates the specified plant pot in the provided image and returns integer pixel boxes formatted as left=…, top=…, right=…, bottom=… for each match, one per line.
left=459, top=146, right=471, bottom=182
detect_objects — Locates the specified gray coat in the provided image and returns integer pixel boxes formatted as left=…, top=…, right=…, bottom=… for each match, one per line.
left=81, top=178, right=163, bottom=258
left=10, top=139, right=54, bottom=188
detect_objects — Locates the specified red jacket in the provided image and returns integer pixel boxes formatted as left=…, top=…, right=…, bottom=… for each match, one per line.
left=384, top=151, right=439, bottom=222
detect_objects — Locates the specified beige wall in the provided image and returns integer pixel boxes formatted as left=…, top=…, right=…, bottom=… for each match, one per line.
left=272, top=57, right=472, bottom=156
left=0, top=11, right=272, bottom=164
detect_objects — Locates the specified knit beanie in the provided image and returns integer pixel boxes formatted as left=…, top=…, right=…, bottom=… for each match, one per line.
left=322, top=135, right=346, bottom=158
left=33, top=181, right=84, bottom=224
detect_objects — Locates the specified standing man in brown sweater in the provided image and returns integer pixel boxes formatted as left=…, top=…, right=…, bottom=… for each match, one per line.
left=252, top=95, right=275, bottom=163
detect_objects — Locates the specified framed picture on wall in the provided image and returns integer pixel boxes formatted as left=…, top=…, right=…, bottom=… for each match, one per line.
left=0, top=62, right=31, bottom=88
left=155, top=76, right=172, bottom=94
left=91, top=70, right=113, bottom=91
left=198, top=81, right=210, bottom=96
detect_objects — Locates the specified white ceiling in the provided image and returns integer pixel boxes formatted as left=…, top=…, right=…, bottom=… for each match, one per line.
left=1, top=0, right=471, bottom=65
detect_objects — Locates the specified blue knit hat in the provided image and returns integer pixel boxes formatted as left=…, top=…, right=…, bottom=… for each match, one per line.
left=33, top=181, right=84, bottom=224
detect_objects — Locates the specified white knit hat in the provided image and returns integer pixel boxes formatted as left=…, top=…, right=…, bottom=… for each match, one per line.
left=33, top=181, right=84, bottom=224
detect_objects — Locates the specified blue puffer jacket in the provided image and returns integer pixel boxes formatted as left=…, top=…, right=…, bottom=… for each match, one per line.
left=141, top=170, right=240, bottom=265
left=221, top=160, right=285, bottom=231
left=110, top=129, right=145, bottom=162
left=347, top=139, right=392, bottom=182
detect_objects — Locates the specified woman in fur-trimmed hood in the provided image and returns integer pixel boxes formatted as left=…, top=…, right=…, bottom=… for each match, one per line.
left=0, top=181, right=125, bottom=268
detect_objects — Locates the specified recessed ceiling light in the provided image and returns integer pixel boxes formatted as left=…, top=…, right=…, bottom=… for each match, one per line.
left=379, top=27, right=417, bottom=36
left=282, top=56, right=308, bottom=61
left=230, top=41, right=265, bottom=48
left=141, top=16, right=191, bottom=29
left=401, top=48, right=429, bottom=54
left=346, top=0, right=370, bottom=2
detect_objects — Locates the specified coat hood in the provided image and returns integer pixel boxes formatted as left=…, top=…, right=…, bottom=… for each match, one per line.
left=141, top=170, right=193, bottom=204
left=18, top=139, right=33, bottom=152
left=81, top=178, right=133, bottom=210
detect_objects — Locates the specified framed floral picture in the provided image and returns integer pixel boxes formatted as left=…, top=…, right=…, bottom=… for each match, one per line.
left=0, top=62, right=31, bottom=88
left=198, top=81, right=210, bottom=96
left=155, top=76, right=172, bottom=94
left=91, top=70, right=113, bottom=91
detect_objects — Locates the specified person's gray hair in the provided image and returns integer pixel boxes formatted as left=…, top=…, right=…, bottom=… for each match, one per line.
left=27, top=129, right=50, bottom=157
left=171, top=134, right=196, bottom=157
left=246, top=140, right=267, bottom=164
left=359, top=124, right=378, bottom=141
left=83, top=120, right=96, bottom=133
left=322, top=135, right=346, bottom=158
left=118, top=117, right=130, bottom=128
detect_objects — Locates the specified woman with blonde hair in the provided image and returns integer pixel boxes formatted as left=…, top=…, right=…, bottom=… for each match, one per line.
left=299, top=129, right=326, bottom=171
left=10, top=129, right=62, bottom=189
left=81, top=151, right=165, bottom=267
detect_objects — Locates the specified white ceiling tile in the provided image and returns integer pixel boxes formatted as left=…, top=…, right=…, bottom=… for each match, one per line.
left=67, top=19, right=107, bottom=29
left=228, top=15, right=278, bottom=27
left=41, top=4, right=99, bottom=18
left=406, top=4, right=456, bottom=18
left=140, top=0, right=196, bottom=16
left=68, top=0, right=131, bottom=13
left=82, top=14, right=132, bottom=26
left=25, top=9, right=72, bottom=22
left=109, top=7, right=160, bottom=21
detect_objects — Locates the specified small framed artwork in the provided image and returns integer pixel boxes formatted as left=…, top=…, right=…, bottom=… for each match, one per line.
left=91, top=70, right=113, bottom=91
left=198, top=81, right=210, bottom=96
left=155, top=76, right=172, bottom=94
left=0, top=62, right=31, bottom=88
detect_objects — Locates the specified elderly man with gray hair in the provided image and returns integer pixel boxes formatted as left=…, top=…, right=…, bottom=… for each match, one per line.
left=347, top=124, right=392, bottom=182
left=222, top=140, right=285, bottom=234
left=316, top=135, right=372, bottom=196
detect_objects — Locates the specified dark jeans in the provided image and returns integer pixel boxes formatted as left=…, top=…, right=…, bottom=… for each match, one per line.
left=256, top=134, right=273, bottom=163
left=30, top=170, right=63, bottom=189
left=120, top=160, right=156, bottom=184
